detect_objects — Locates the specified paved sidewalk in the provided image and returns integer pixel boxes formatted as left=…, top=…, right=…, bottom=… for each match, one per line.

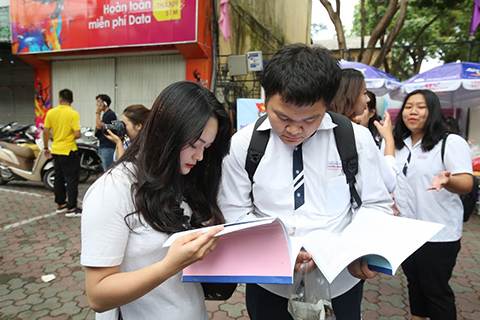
left=1, top=179, right=480, bottom=319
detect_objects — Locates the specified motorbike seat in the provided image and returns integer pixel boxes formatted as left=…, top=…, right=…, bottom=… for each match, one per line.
left=0, top=141, right=36, bottom=159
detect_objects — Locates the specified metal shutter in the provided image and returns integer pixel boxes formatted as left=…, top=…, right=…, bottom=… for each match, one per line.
left=51, top=58, right=115, bottom=129
left=115, top=54, right=185, bottom=112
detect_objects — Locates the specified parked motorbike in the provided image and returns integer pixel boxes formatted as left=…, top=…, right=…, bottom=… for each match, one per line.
left=0, top=122, right=16, bottom=141
left=0, top=122, right=14, bottom=133
left=0, top=127, right=102, bottom=190
left=78, top=127, right=103, bottom=178
left=41, top=127, right=103, bottom=189
left=0, top=123, right=36, bottom=144
left=0, top=139, right=55, bottom=189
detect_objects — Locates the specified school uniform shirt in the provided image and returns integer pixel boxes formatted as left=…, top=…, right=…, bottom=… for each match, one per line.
left=81, top=163, right=208, bottom=320
left=378, top=139, right=398, bottom=193
left=394, top=134, right=473, bottom=242
left=218, top=113, right=393, bottom=299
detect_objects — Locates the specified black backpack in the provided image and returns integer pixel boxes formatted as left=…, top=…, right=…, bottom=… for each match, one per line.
left=441, top=134, right=479, bottom=222
left=245, top=111, right=362, bottom=207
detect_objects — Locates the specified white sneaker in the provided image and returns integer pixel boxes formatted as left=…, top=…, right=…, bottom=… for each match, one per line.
left=56, top=204, right=68, bottom=214
left=65, top=207, right=82, bottom=217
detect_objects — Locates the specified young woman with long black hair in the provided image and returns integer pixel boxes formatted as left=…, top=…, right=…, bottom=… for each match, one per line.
left=81, top=81, right=233, bottom=320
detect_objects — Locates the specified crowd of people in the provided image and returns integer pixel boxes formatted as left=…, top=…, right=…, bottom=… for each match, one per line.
left=41, top=42, right=474, bottom=320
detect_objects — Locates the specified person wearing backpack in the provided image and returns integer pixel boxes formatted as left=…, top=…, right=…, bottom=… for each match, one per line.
left=218, top=43, right=393, bottom=320
left=393, top=89, right=473, bottom=320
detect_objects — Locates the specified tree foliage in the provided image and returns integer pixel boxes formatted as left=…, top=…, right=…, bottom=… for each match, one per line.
left=319, top=0, right=480, bottom=79
left=311, top=22, right=328, bottom=39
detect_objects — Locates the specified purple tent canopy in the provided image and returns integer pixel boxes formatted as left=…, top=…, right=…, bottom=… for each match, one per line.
left=400, top=62, right=480, bottom=109
left=339, top=60, right=402, bottom=96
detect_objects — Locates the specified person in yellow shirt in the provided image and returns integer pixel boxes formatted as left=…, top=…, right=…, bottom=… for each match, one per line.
left=43, top=89, right=82, bottom=217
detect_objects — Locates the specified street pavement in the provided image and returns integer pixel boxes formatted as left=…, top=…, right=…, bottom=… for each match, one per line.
left=1, top=178, right=480, bottom=319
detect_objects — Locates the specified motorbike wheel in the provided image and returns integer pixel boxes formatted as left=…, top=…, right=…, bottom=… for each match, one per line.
left=0, top=179, right=8, bottom=185
left=43, top=168, right=55, bottom=191
left=43, top=167, right=90, bottom=190
left=79, top=169, right=90, bottom=183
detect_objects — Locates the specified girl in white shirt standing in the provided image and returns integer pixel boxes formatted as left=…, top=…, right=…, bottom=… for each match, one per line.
left=393, top=89, right=473, bottom=320
left=80, top=81, right=233, bottom=320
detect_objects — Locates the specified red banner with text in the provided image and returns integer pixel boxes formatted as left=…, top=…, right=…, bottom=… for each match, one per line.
left=10, top=0, right=197, bottom=54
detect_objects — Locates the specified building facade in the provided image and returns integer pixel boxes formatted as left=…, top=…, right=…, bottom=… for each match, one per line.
left=5, top=0, right=312, bottom=129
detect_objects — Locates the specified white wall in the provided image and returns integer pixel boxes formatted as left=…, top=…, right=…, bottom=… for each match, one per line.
left=469, top=106, right=480, bottom=143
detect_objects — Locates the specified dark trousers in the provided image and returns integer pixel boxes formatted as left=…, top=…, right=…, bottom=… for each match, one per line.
left=402, top=240, right=461, bottom=320
left=246, top=280, right=364, bottom=320
left=52, top=151, right=79, bottom=209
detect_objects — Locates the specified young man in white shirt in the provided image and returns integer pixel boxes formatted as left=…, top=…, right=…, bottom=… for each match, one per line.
left=218, top=43, right=393, bottom=320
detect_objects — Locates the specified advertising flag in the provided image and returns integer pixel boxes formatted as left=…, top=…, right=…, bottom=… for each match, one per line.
left=219, top=0, right=231, bottom=42
left=470, top=0, right=480, bottom=35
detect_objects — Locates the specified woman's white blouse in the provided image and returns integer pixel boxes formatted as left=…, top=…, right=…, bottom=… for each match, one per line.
left=394, top=134, right=473, bottom=242
left=81, top=163, right=208, bottom=320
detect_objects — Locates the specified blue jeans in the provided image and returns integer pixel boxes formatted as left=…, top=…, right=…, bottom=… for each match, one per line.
left=99, top=147, right=115, bottom=171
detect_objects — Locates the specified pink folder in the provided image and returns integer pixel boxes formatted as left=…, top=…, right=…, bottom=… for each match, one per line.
left=181, top=218, right=295, bottom=284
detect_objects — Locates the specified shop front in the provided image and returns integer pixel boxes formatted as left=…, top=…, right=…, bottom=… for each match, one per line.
left=10, top=0, right=214, bottom=129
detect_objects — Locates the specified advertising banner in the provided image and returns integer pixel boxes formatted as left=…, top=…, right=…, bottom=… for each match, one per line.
left=236, top=98, right=265, bottom=131
left=34, top=67, right=52, bottom=135
left=10, top=0, right=197, bottom=54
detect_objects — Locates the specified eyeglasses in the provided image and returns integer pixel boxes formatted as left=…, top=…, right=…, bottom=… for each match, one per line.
left=402, top=152, right=411, bottom=176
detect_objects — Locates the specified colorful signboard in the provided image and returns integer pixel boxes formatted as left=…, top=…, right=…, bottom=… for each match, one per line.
left=34, top=67, right=51, bottom=137
left=10, top=0, right=197, bottom=54
left=236, top=98, right=265, bottom=131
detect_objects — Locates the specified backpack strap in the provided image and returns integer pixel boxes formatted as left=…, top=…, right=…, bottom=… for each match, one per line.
left=245, top=112, right=362, bottom=207
left=441, top=133, right=450, bottom=164
left=245, top=114, right=270, bottom=183
left=327, top=111, right=362, bottom=207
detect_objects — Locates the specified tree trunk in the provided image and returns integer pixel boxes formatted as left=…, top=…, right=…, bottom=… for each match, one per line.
left=319, top=0, right=347, bottom=54
left=359, top=0, right=366, bottom=62
left=372, top=0, right=408, bottom=68
left=361, top=0, right=398, bottom=65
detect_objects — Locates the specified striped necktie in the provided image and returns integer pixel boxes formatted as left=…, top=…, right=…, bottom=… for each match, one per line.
left=293, top=143, right=305, bottom=210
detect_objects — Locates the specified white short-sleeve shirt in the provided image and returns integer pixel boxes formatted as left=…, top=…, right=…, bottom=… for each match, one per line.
left=394, top=134, right=473, bottom=242
left=81, top=163, right=208, bottom=320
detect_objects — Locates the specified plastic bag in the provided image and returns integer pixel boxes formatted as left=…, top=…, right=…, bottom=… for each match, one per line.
left=287, top=262, right=335, bottom=320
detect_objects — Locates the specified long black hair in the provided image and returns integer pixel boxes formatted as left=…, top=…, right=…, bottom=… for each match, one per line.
left=393, top=89, right=446, bottom=152
left=366, top=90, right=382, bottom=147
left=115, top=81, right=232, bottom=233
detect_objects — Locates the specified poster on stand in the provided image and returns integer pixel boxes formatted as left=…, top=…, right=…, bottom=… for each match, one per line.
left=236, top=98, right=265, bottom=131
